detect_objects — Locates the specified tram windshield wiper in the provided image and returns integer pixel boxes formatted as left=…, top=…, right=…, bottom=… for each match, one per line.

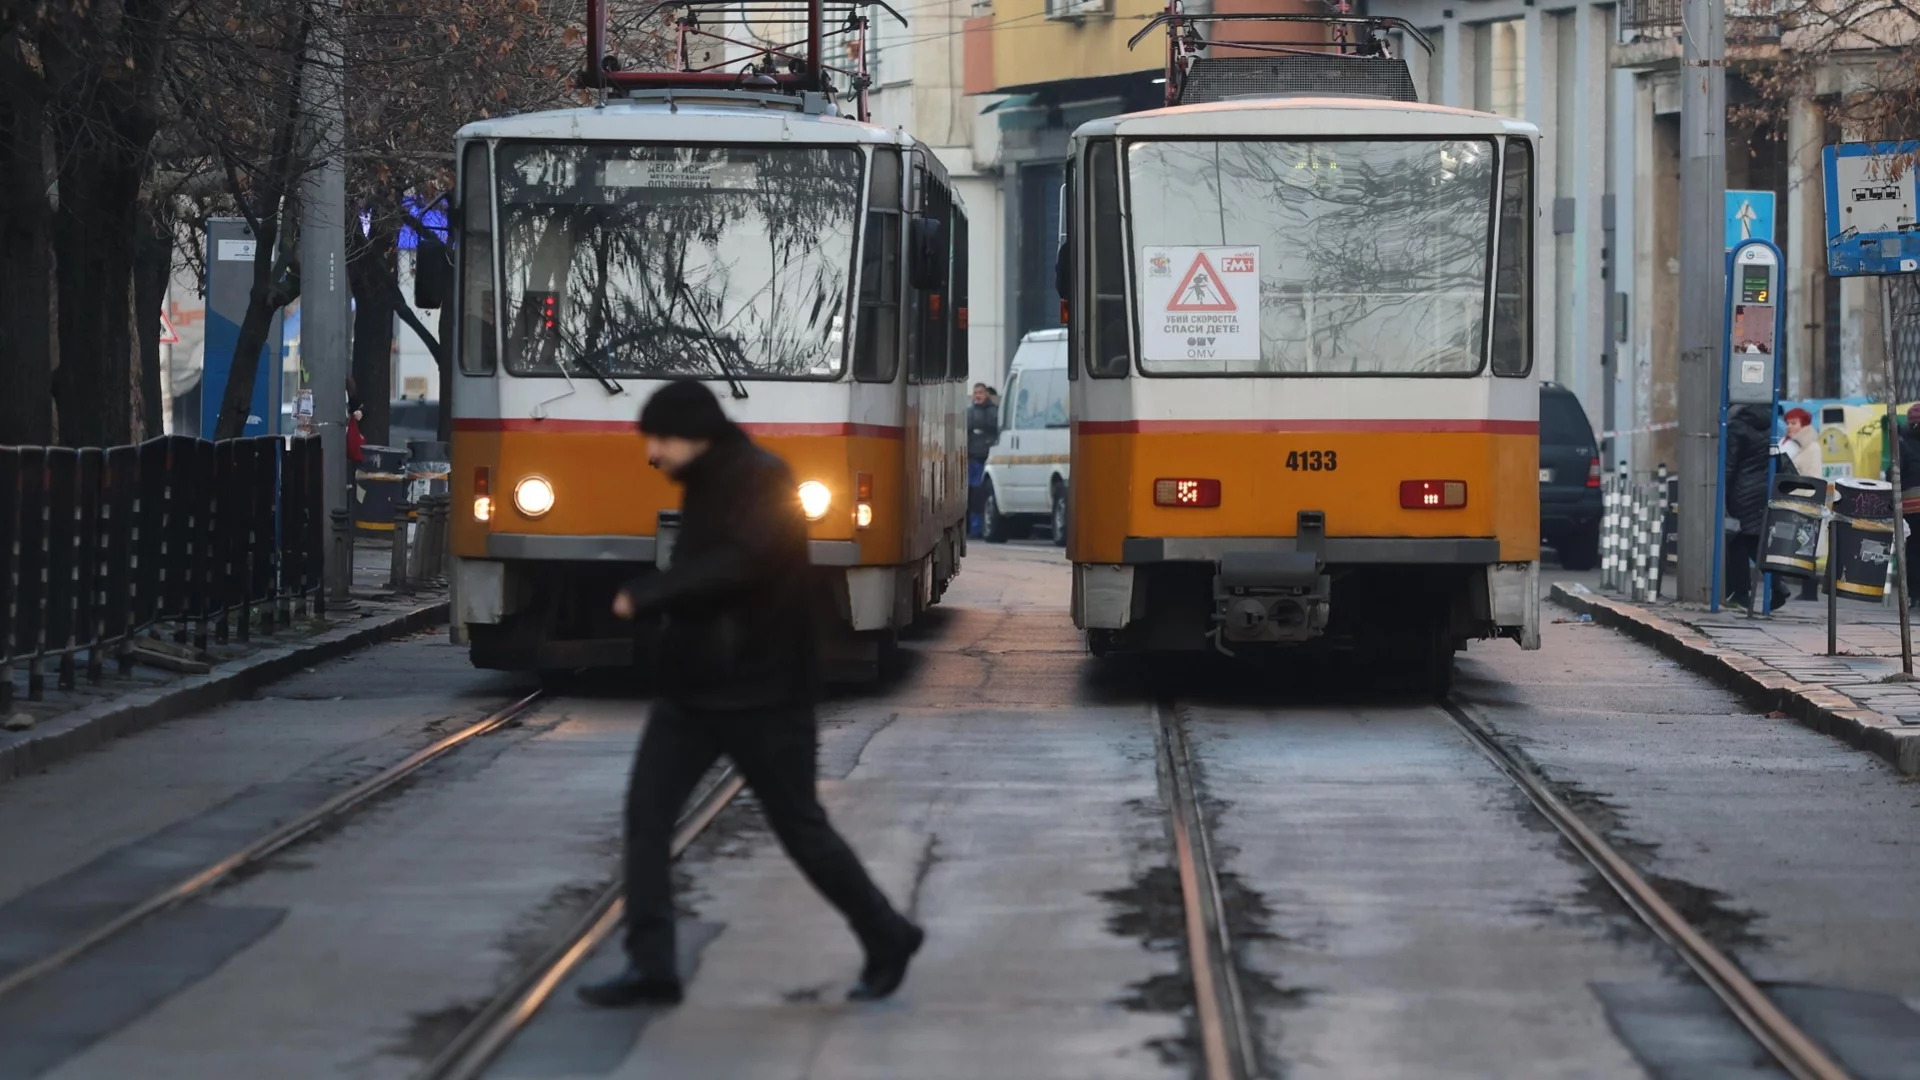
left=565, top=347, right=625, bottom=396
left=675, top=280, right=750, bottom=400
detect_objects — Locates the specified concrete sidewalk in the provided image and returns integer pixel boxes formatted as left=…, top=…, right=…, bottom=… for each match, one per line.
left=1551, top=581, right=1920, bottom=775
left=0, top=538, right=449, bottom=784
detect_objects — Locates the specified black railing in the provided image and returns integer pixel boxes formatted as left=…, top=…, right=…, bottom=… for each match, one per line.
left=1, top=434, right=327, bottom=708
left=1620, top=0, right=1682, bottom=37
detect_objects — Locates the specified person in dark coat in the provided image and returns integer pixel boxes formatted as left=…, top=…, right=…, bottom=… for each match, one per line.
left=1724, top=404, right=1790, bottom=609
left=966, top=382, right=1000, bottom=537
left=1898, top=403, right=1920, bottom=605
left=578, top=379, right=923, bottom=1009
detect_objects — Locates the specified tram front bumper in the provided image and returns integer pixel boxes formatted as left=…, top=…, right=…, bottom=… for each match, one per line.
left=1075, top=537, right=1539, bottom=650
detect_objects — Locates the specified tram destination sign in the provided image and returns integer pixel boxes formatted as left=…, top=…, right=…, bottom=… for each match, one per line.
left=602, top=160, right=759, bottom=190
left=1141, top=246, right=1260, bottom=364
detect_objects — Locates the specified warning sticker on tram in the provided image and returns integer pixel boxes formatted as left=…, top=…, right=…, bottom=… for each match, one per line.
left=1141, top=246, right=1259, bottom=363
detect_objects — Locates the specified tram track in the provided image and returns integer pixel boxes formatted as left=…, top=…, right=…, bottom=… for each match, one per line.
left=419, top=766, right=746, bottom=1080
left=1157, top=695, right=1855, bottom=1080
left=0, top=688, right=550, bottom=1004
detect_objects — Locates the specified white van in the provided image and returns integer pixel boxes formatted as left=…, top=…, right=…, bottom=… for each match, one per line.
left=983, top=329, right=1071, bottom=545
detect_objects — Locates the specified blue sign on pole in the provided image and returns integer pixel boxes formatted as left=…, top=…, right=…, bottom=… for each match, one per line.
left=1725, top=190, right=1776, bottom=247
left=1821, top=141, right=1920, bottom=276
left=200, top=219, right=283, bottom=438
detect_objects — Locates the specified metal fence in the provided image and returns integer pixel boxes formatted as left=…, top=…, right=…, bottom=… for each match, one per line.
left=1, top=435, right=327, bottom=707
left=1890, top=276, right=1920, bottom=403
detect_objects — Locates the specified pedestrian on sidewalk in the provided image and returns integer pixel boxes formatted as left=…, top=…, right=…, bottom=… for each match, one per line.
left=1781, top=407, right=1825, bottom=600
left=1898, top=403, right=1920, bottom=606
left=581, top=379, right=924, bottom=1009
left=1781, top=407, right=1822, bottom=478
left=346, top=377, right=367, bottom=467
left=1725, top=404, right=1791, bottom=610
left=967, top=382, right=999, bottom=538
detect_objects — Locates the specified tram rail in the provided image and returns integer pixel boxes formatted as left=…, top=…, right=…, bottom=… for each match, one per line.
left=1157, top=696, right=1854, bottom=1080
left=0, top=689, right=550, bottom=1003
left=420, top=768, right=746, bottom=1080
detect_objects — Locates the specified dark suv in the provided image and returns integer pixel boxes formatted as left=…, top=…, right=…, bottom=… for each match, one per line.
left=1539, top=382, right=1602, bottom=570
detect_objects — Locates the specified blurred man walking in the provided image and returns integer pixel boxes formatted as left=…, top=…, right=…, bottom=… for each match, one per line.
left=579, top=379, right=924, bottom=1008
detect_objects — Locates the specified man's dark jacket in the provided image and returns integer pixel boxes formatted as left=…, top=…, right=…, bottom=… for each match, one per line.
left=1725, top=405, right=1790, bottom=537
left=619, top=431, right=816, bottom=710
left=966, top=401, right=999, bottom=462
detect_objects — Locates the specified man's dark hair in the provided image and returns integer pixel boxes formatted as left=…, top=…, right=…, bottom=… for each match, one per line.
left=638, top=379, right=740, bottom=441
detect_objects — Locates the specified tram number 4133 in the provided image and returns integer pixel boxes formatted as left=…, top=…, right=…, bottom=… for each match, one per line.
left=1285, top=450, right=1337, bottom=472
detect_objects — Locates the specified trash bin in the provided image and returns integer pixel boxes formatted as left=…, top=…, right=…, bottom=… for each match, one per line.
left=354, top=445, right=409, bottom=535
left=405, top=440, right=451, bottom=505
left=1759, top=475, right=1829, bottom=578
left=1831, top=477, right=1895, bottom=602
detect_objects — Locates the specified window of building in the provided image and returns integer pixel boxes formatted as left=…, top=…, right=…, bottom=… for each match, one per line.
left=1475, top=19, right=1526, bottom=120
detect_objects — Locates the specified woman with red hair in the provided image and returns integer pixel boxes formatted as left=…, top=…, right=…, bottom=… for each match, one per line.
left=1781, top=406, right=1821, bottom=478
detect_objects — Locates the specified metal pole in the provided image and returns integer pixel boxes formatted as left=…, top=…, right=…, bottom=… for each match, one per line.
left=300, top=0, right=351, bottom=603
left=1827, top=515, right=1839, bottom=657
left=1883, top=278, right=1913, bottom=674
left=327, top=508, right=357, bottom=608
left=1676, top=0, right=1727, bottom=604
left=389, top=503, right=414, bottom=593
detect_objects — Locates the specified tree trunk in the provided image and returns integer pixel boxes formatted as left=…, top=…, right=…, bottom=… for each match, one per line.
left=49, top=154, right=143, bottom=448
left=134, top=208, right=172, bottom=440
left=348, top=220, right=396, bottom=445
left=0, top=45, right=56, bottom=446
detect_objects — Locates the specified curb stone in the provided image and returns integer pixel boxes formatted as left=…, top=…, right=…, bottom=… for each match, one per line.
left=0, top=600, right=451, bottom=785
left=1550, top=583, right=1920, bottom=776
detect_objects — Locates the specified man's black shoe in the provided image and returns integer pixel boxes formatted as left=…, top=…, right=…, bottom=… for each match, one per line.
left=848, top=923, right=924, bottom=1001
left=576, top=968, right=684, bottom=1008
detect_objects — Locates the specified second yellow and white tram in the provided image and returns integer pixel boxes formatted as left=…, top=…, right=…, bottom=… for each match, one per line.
left=1062, top=10, right=1543, bottom=690
left=445, top=1, right=969, bottom=680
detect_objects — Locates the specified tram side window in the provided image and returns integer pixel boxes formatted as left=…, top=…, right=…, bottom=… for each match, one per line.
left=1492, top=139, right=1534, bottom=377
left=949, top=210, right=970, bottom=381
left=856, top=149, right=902, bottom=383
left=919, top=173, right=951, bottom=384
left=458, top=142, right=497, bottom=375
left=1086, top=141, right=1128, bottom=378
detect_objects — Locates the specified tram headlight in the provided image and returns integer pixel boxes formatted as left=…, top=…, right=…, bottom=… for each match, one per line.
left=514, top=476, right=556, bottom=518
left=797, top=480, right=832, bottom=522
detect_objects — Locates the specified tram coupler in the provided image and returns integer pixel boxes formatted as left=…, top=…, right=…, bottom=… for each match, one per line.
left=1212, top=549, right=1331, bottom=645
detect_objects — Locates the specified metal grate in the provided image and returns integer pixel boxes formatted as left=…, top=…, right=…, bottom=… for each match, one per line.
left=1176, top=55, right=1418, bottom=105
left=1620, top=0, right=1681, bottom=38
left=1892, top=276, right=1920, bottom=403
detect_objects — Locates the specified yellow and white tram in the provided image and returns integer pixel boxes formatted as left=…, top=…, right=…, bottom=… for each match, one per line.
left=445, top=0, right=968, bottom=680
left=1063, top=10, right=1541, bottom=689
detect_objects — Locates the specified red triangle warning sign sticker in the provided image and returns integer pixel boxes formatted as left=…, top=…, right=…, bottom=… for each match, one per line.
left=159, top=310, right=180, bottom=345
left=1166, top=252, right=1237, bottom=312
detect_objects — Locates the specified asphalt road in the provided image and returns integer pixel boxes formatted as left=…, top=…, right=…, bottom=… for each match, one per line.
left=0, top=544, right=1913, bottom=1080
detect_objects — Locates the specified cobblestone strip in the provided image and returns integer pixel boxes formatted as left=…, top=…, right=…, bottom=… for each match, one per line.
left=1549, top=584, right=1920, bottom=776
left=0, top=599, right=450, bottom=785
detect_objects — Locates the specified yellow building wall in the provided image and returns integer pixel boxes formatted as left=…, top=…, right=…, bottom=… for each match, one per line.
left=988, top=0, right=1166, bottom=91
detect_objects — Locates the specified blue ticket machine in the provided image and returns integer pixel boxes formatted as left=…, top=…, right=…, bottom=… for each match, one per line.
left=1712, top=239, right=1788, bottom=612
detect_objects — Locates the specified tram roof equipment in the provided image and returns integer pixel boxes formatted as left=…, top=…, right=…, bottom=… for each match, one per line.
left=1129, top=4, right=1433, bottom=108
left=579, top=0, right=907, bottom=122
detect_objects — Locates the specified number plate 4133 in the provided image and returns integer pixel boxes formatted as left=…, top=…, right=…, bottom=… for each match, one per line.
left=1285, top=450, right=1337, bottom=472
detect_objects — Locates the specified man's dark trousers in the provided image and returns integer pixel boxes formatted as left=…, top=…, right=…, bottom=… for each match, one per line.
left=624, top=700, right=903, bottom=975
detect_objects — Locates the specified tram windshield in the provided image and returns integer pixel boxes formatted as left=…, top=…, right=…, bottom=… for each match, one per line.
left=1127, top=139, right=1496, bottom=376
left=496, top=143, right=862, bottom=381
